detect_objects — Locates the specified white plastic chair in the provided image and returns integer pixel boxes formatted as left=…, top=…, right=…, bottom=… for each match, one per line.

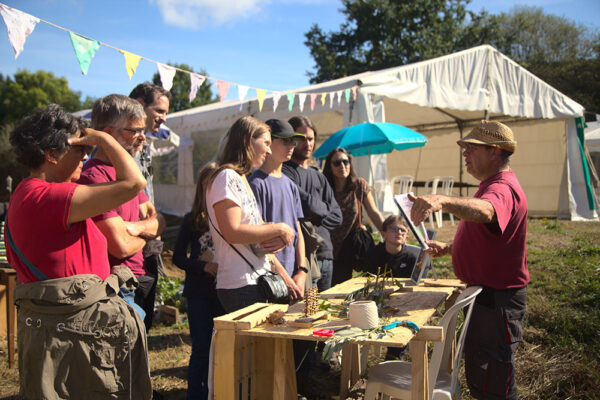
left=423, top=177, right=440, bottom=230
left=365, top=285, right=483, bottom=400
left=437, top=176, right=455, bottom=226
left=390, top=175, right=414, bottom=195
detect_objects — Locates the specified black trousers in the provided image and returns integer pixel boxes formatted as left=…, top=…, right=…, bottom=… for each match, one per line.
left=465, top=285, right=527, bottom=400
left=134, top=255, right=159, bottom=331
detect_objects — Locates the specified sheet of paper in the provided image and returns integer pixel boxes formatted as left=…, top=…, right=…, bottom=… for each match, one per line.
left=393, top=192, right=429, bottom=250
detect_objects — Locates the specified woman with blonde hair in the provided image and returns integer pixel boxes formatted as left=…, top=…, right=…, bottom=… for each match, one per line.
left=205, top=116, right=301, bottom=312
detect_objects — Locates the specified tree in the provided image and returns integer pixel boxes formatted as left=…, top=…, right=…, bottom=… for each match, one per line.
left=304, top=0, right=501, bottom=83
left=152, top=62, right=216, bottom=113
left=0, top=70, right=89, bottom=126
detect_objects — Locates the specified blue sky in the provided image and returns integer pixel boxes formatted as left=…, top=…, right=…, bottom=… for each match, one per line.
left=1, top=0, right=598, bottom=102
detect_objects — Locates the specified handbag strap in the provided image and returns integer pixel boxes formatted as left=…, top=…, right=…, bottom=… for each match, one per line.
left=355, top=181, right=365, bottom=227
left=4, top=217, right=50, bottom=281
left=206, top=211, right=261, bottom=276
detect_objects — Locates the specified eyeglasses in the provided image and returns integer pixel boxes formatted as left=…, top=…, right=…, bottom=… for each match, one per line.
left=277, top=137, right=298, bottom=146
left=122, top=127, right=145, bottom=136
left=387, top=226, right=408, bottom=234
left=332, top=159, right=350, bottom=167
left=463, top=143, right=490, bottom=152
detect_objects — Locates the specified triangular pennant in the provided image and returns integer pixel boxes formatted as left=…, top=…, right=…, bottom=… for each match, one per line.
left=329, top=91, right=335, bottom=108
left=189, top=73, right=206, bottom=102
left=352, top=85, right=358, bottom=100
left=0, top=4, right=40, bottom=59
left=287, top=92, right=295, bottom=112
left=336, top=90, right=343, bottom=104
left=256, top=89, right=266, bottom=112
left=237, top=85, right=249, bottom=110
left=344, top=88, right=351, bottom=103
left=298, top=93, right=307, bottom=113
left=273, top=92, right=282, bottom=112
left=120, top=50, right=142, bottom=80
left=68, top=31, right=100, bottom=75
left=157, top=63, right=177, bottom=91
left=217, top=80, right=229, bottom=103
left=320, top=93, right=327, bottom=106
left=310, top=93, right=317, bottom=111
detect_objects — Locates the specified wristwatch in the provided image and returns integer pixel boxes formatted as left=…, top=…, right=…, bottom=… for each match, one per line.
left=297, top=266, right=309, bottom=274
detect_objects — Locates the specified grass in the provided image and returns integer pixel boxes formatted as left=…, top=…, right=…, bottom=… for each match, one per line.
left=1, top=219, right=600, bottom=399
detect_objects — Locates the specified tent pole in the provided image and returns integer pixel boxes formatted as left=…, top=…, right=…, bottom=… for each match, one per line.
left=458, top=120, right=465, bottom=197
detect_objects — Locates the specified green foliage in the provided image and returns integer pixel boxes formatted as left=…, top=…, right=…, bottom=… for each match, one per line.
left=156, top=276, right=185, bottom=312
left=0, top=123, right=28, bottom=202
left=304, top=0, right=500, bottom=83
left=151, top=62, right=216, bottom=113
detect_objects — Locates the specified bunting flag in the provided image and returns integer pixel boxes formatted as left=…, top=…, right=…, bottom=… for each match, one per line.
left=237, top=85, right=249, bottom=110
left=286, top=92, right=295, bottom=112
left=120, top=50, right=142, bottom=80
left=298, top=93, right=307, bottom=113
left=68, top=32, right=100, bottom=75
left=217, top=80, right=229, bottom=103
left=157, top=63, right=176, bottom=91
left=273, top=92, right=281, bottom=112
left=256, top=88, right=266, bottom=111
left=336, top=90, right=343, bottom=104
left=320, top=93, right=327, bottom=106
left=310, top=93, right=317, bottom=111
left=352, top=85, right=358, bottom=100
left=344, top=88, right=351, bottom=103
left=0, top=4, right=39, bottom=59
left=189, top=73, right=206, bottom=103
left=329, top=91, right=334, bottom=108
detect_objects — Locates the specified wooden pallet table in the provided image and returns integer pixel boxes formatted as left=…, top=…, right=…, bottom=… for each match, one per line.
left=211, top=277, right=464, bottom=400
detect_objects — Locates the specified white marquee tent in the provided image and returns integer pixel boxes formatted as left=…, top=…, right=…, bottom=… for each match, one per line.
left=158, top=45, right=598, bottom=221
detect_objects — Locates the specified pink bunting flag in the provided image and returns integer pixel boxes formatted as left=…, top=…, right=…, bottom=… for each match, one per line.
left=310, top=93, right=317, bottom=111
left=273, top=92, right=282, bottom=112
left=189, top=73, right=206, bottom=102
left=0, top=4, right=40, bottom=59
left=237, top=85, right=249, bottom=110
left=298, top=93, right=307, bottom=113
left=344, top=88, right=351, bottom=103
left=217, top=80, right=230, bottom=103
left=256, top=89, right=267, bottom=111
left=157, top=63, right=176, bottom=91
left=352, top=85, right=358, bottom=100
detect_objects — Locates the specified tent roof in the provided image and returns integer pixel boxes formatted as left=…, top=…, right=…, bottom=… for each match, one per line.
left=586, top=121, right=600, bottom=152
left=166, top=45, right=584, bottom=137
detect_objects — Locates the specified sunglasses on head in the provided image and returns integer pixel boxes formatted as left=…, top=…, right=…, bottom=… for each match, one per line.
left=332, top=159, right=350, bottom=167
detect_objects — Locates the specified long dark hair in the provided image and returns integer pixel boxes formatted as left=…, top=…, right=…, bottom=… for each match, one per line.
left=322, top=147, right=359, bottom=192
left=191, top=162, right=218, bottom=232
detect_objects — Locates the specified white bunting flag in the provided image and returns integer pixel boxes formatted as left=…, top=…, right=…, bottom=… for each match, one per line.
left=0, top=4, right=40, bottom=59
left=237, top=85, right=249, bottom=110
left=189, top=73, right=206, bottom=102
left=329, top=91, right=335, bottom=108
left=298, top=93, right=307, bottom=113
left=336, top=90, right=343, bottom=104
left=273, top=92, right=282, bottom=112
left=157, top=63, right=176, bottom=91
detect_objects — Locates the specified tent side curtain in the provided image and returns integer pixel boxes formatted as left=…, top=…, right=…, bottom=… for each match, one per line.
left=358, top=45, right=584, bottom=120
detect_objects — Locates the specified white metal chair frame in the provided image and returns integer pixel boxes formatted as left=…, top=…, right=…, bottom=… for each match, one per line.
left=423, top=177, right=440, bottom=230
left=391, top=175, right=414, bottom=196
left=437, top=177, right=455, bottom=227
left=364, top=285, right=483, bottom=400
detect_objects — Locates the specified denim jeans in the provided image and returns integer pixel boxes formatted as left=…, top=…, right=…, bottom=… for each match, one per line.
left=216, top=284, right=267, bottom=313
left=315, top=259, right=333, bottom=292
left=186, top=297, right=224, bottom=400
left=118, top=287, right=146, bottom=321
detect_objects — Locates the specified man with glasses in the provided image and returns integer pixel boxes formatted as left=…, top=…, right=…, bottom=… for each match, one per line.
left=249, top=119, right=306, bottom=296
left=78, top=94, right=166, bottom=331
left=409, top=120, right=528, bottom=400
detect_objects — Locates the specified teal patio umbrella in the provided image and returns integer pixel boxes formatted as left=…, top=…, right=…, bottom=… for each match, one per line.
left=313, top=122, right=427, bottom=160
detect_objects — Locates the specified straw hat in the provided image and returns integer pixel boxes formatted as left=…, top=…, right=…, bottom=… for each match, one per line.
left=457, top=120, right=517, bottom=153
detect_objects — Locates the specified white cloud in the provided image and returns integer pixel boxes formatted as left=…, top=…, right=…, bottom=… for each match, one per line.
left=151, top=0, right=271, bottom=28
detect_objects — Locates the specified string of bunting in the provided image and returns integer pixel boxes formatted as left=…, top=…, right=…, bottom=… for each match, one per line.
left=0, top=2, right=358, bottom=112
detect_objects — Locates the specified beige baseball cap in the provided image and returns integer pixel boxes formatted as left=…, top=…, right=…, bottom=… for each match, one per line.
left=457, top=120, right=517, bottom=153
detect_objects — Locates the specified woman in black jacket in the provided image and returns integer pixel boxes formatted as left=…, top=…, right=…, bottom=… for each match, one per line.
left=173, top=162, right=224, bottom=400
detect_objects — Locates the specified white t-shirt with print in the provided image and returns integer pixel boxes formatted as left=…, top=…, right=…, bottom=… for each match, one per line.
left=206, top=168, right=271, bottom=289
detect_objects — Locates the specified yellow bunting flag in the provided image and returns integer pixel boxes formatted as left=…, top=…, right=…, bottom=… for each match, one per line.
left=256, top=89, right=266, bottom=111
left=320, top=93, right=327, bottom=106
left=120, top=50, right=142, bottom=80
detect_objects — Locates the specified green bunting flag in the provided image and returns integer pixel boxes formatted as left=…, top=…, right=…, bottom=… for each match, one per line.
left=69, top=32, right=100, bottom=75
left=287, top=92, right=295, bottom=112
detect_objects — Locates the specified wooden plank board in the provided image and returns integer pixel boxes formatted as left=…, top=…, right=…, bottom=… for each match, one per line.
left=289, top=310, right=329, bottom=328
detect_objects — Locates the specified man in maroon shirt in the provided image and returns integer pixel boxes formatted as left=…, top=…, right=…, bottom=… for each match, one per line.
left=410, top=120, right=528, bottom=400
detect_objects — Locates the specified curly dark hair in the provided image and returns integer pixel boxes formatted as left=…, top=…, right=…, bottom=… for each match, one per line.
left=129, top=82, right=172, bottom=106
left=9, top=104, right=88, bottom=170
left=322, top=147, right=359, bottom=192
